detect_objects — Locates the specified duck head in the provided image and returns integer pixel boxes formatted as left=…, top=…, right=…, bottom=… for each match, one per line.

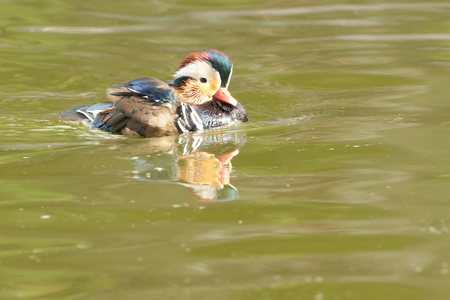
left=173, top=50, right=237, bottom=107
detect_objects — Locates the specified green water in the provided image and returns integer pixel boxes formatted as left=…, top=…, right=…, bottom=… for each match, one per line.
left=1, top=1, right=450, bottom=299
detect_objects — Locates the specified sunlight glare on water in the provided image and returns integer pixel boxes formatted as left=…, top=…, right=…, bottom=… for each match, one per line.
left=1, top=1, right=450, bottom=299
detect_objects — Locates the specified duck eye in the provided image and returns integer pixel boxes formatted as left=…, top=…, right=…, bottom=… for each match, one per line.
left=200, top=77, right=207, bottom=83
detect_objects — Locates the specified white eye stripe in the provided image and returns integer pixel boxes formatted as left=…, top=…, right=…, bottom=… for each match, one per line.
left=174, top=60, right=219, bottom=83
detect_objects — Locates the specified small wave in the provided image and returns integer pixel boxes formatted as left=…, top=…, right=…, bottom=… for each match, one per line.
left=10, top=24, right=162, bottom=34
left=281, top=34, right=450, bottom=43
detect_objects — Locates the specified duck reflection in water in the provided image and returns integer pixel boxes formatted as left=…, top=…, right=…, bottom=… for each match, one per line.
left=120, top=131, right=246, bottom=202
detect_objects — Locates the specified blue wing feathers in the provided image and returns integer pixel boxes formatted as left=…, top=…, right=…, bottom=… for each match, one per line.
left=91, top=115, right=110, bottom=131
left=116, top=77, right=176, bottom=105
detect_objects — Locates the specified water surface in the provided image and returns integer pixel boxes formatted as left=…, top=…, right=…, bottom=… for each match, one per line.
left=1, top=1, right=450, bottom=299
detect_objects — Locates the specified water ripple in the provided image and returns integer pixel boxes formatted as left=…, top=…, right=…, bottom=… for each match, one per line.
left=10, top=24, right=163, bottom=34
left=9, top=3, right=450, bottom=34
left=197, top=3, right=450, bottom=17
left=281, top=33, right=450, bottom=43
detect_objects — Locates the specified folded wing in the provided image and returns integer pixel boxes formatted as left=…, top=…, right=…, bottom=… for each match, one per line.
left=91, top=77, right=181, bottom=137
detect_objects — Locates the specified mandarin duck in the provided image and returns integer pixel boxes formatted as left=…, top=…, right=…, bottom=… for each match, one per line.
left=61, top=50, right=247, bottom=137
